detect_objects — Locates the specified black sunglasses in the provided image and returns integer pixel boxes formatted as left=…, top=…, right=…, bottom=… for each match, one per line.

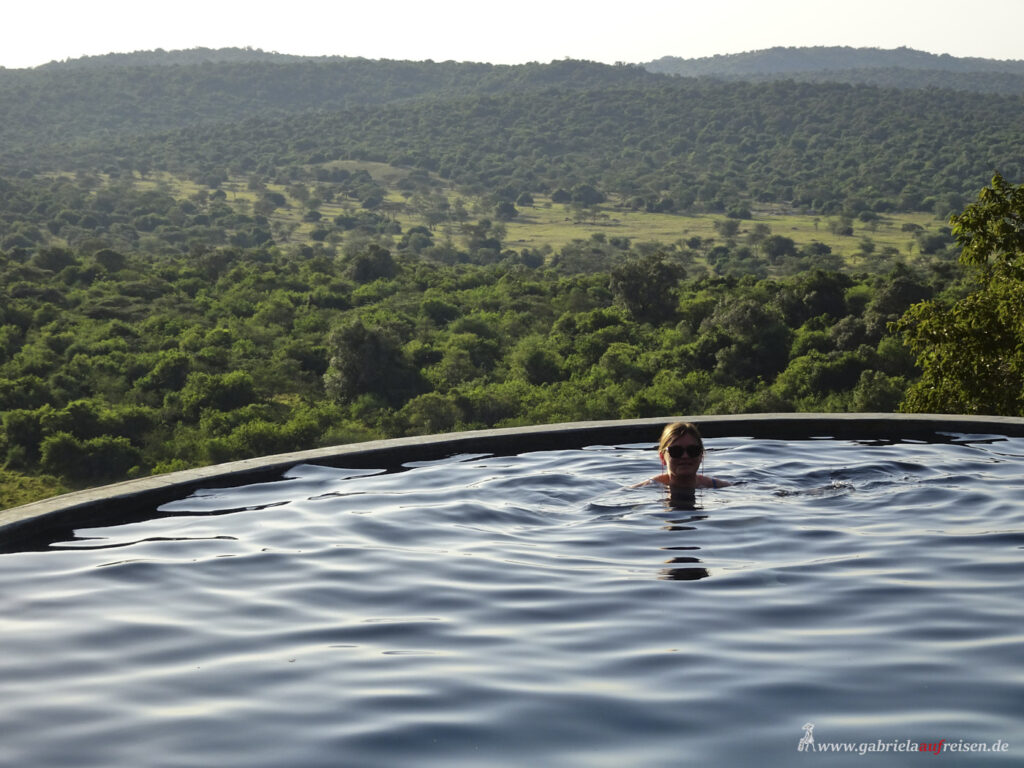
left=666, top=445, right=702, bottom=459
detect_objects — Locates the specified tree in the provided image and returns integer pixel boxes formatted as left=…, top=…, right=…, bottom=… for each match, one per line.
left=713, top=218, right=740, bottom=238
left=896, top=174, right=1024, bottom=415
left=746, top=222, right=772, bottom=253
left=179, top=371, right=257, bottom=419
left=852, top=371, right=906, bottom=412
left=916, top=230, right=953, bottom=255
left=30, top=247, right=77, bottom=272
left=763, top=234, right=797, bottom=263
left=324, top=319, right=420, bottom=405
left=494, top=201, right=519, bottom=221
left=701, top=299, right=792, bottom=382
left=609, top=253, right=685, bottom=324
left=40, top=432, right=140, bottom=483
left=571, top=184, right=606, bottom=206
left=135, top=350, right=191, bottom=394
left=510, top=334, right=563, bottom=385
left=92, top=248, right=127, bottom=272
left=346, top=244, right=396, bottom=283
left=399, top=393, right=462, bottom=435
left=262, top=190, right=287, bottom=209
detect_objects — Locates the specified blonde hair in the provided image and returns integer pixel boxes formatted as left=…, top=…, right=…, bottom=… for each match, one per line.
left=658, top=421, right=704, bottom=454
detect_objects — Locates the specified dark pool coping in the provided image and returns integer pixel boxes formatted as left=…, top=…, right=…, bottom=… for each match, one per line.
left=3, top=413, right=1024, bottom=550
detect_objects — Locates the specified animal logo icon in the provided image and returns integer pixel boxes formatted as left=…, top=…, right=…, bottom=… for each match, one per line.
left=798, top=722, right=815, bottom=752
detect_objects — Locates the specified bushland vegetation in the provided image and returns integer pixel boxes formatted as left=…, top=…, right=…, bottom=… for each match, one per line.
left=0, top=167, right=959, bottom=508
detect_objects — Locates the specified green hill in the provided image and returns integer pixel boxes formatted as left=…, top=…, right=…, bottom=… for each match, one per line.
left=2, top=52, right=1022, bottom=215
left=645, top=46, right=1024, bottom=93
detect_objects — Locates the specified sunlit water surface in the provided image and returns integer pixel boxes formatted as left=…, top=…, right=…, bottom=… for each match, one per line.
left=2, top=436, right=1023, bottom=766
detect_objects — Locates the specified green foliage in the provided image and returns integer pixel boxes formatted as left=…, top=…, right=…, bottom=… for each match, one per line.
left=324, top=319, right=422, bottom=405
left=494, top=201, right=519, bottom=221
left=399, top=393, right=462, bottom=435
left=609, top=253, right=685, bottom=324
left=703, top=298, right=792, bottom=383
left=178, top=371, right=258, bottom=420
left=346, top=244, right=397, bottom=283
left=510, top=335, right=564, bottom=386
left=0, top=468, right=70, bottom=510
left=39, top=432, right=140, bottom=483
left=897, top=175, right=1024, bottom=415
left=852, top=371, right=907, bottom=412
left=952, top=174, right=1024, bottom=274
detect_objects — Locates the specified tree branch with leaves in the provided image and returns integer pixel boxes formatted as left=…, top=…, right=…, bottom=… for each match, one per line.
left=896, top=174, right=1024, bottom=415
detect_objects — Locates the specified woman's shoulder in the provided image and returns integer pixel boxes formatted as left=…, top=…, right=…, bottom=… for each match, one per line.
left=633, top=474, right=730, bottom=490
left=631, top=473, right=670, bottom=489
left=696, top=474, right=731, bottom=489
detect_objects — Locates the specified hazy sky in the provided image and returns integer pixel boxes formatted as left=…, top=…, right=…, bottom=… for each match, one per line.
left=5, top=0, right=1022, bottom=69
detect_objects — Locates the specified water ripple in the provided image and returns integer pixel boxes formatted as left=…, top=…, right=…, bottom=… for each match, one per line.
left=2, top=436, right=1023, bottom=766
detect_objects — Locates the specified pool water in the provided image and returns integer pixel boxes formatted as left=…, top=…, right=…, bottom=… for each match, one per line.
left=2, top=436, right=1022, bottom=766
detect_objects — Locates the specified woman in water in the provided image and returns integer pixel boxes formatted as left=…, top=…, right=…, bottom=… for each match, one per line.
left=641, top=421, right=730, bottom=490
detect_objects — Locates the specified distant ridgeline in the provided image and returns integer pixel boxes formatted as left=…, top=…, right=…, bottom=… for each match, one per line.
left=0, top=47, right=1022, bottom=214
left=33, top=47, right=324, bottom=69
left=645, top=46, right=1024, bottom=94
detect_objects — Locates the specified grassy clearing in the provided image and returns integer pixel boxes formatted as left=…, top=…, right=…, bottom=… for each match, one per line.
left=57, top=166, right=952, bottom=268
left=184, top=162, right=953, bottom=266
left=502, top=196, right=945, bottom=263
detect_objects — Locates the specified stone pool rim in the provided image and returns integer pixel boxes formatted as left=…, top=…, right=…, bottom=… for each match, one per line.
left=3, top=412, right=1024, bottom=550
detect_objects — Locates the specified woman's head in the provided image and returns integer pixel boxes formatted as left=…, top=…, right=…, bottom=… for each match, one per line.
left=658, top=421, right=704, bottom=457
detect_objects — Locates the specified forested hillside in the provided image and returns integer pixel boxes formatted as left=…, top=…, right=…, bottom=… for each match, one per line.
left=0, top=58, right=660, bottom=167
left=3, top=52, right=1023, bottom=216
left=647, top=46, right=1024, bottom=93
left=35, top=46, right=325, bottom=68
left=1, top=50, right=1022, bottom=507
left=649, top=46, right=1024, bottom=76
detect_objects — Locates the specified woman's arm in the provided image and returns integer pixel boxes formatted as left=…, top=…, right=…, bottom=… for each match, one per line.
left=629, top=474, right=670, bottom=489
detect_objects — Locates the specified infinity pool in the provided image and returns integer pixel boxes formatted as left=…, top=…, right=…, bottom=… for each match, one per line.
left=2, top=435, right=1022, bottom=766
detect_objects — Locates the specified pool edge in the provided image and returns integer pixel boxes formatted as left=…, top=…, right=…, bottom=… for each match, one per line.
left=4, top=413, right=1024, bottom=549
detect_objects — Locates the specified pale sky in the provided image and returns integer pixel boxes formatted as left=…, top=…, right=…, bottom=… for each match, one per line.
left=4, top=0, right=1022, bottom=69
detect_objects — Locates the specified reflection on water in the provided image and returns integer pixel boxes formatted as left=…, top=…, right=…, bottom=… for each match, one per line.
left=666, top=486, right=700, bottom=508
left=2, top=436, right=1024, bottom=767
left=659, top=562, right=710, bottom=581
left=658, top=495, right=712, bottom=580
